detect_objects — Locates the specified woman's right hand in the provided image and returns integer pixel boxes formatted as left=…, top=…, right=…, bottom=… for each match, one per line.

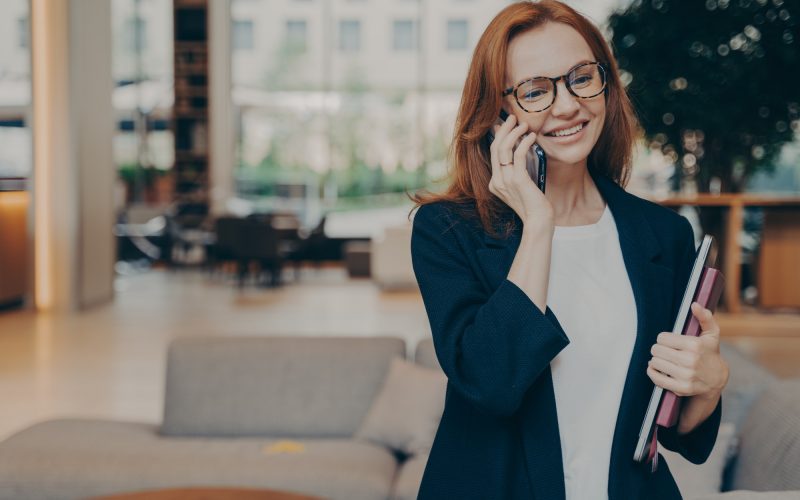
left=489, top=113, right=554, bottom=227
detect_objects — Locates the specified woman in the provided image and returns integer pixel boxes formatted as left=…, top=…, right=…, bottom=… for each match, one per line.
left=409, top=1, right=729, bottom=499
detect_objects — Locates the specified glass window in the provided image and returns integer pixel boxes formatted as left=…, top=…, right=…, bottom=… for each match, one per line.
left=392, top=19, right=417, bottom=51
left=17, top=16, right=28, bottom=49
left=0, top=1, right=31, bottom=179
left=112, top=0, right=174, bottom=205
left=286, top=19, right=307, bottom=53
left=125, top=16, right=147, bottom=52
left=446, top=19, right=468, bottom=51
left=233, top=19, right=254, bottom=50
left=231, top=0, right=514, bottom=230
left=339, top=19, right=360, bottom=52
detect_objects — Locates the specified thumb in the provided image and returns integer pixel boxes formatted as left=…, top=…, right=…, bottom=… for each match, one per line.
left=691, top=302, right=719, bottom=338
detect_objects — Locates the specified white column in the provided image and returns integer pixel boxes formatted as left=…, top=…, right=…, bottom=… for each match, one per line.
left=208, top=0, right=235, bottom=216
left=31, top=0, right=115, bottom=311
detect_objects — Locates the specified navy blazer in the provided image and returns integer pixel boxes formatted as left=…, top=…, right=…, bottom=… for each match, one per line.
left=410, top=170, right=722, bottom=500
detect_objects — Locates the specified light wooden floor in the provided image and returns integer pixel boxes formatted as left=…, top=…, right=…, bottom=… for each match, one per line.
left=0, top=267, right=798, bottom=441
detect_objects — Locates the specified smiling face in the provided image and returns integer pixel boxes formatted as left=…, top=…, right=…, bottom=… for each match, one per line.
left=504, top=22, right=606, bottom=168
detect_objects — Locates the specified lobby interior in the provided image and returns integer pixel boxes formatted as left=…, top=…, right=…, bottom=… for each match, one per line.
left=1, top=0, right=799, bottom=499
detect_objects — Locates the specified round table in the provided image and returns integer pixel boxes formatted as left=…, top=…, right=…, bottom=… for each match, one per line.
left=88, top=487, right=325, bottom=500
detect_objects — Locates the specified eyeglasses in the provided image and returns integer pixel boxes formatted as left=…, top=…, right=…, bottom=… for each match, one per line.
left=502, top=61, right=608, bottom=113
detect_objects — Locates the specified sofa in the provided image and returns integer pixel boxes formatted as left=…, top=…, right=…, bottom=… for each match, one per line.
left=0, top=337, right=797, bottom=499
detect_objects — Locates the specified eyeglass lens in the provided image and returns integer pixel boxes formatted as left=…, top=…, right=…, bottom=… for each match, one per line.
left=516, top=63, right=606, bottom=112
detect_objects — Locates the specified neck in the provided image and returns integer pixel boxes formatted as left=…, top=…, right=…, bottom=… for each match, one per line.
left=543, top=158, right=604, bottom=220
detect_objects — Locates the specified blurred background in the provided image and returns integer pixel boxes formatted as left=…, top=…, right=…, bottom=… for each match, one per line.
left=0, top=0, right=798, bottom=498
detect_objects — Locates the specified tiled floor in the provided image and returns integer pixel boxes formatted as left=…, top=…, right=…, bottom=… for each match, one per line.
left=0, top=266, right=798, bottom=441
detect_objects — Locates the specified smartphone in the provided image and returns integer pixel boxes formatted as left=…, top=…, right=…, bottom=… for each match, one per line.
left=490, top=108, right=547, bottom=193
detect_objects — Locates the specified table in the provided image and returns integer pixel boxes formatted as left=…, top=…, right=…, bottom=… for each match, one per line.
left=88, top=487, right=325, bottom=500
left=653, top=193, right=800, bottom=313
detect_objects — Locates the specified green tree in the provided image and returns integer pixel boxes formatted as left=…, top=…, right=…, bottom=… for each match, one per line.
left=608, top=0, right=799, bottom=192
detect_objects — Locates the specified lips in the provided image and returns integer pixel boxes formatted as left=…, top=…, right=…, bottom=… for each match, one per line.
left=544, top=120, right=589, bottom=137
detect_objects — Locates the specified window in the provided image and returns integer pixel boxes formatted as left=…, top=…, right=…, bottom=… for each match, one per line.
left=446, top=19, right=468, bottom=50
left=392, top=19, right=417, bottom=51
left=286, top=19, right=307, bottom=52
left=233, top=19, right=255, bottom=50
left=339, top=19, right=361, bottom=52
left=18, top=16, right=28, bottom=49
left=124, top=16, right=147, bottom=51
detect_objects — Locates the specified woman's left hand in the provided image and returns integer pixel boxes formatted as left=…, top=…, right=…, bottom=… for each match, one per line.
left=647, top=302, right=729, bottom=400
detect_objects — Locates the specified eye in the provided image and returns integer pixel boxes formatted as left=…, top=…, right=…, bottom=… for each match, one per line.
left=570, top=74, right=593, bottom=87
left=517, top=79, right=551, bottom=102
left=522, top=89, right=548, bottom=101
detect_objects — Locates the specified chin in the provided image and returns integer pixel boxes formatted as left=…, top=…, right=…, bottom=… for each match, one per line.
left=544, top=147, right=594, bottom=166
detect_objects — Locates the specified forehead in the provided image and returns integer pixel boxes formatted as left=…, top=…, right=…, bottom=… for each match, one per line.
left=506, top=22, right=595, bottom=83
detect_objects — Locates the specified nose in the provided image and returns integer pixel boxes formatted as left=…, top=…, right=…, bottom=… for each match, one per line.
left=550, top=79, right=580, bottom=117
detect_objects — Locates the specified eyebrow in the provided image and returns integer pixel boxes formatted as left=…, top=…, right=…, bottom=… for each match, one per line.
left=511, top=59, right=595, bottom=88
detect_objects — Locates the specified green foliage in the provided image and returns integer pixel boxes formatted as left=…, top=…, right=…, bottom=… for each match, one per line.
left=609, top=0, right=799, bottom=192
left=117, top=163, right=170, bottom=185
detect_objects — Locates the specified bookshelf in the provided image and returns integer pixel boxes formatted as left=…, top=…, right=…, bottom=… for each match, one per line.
left=172, top=0, right=210, bottom=204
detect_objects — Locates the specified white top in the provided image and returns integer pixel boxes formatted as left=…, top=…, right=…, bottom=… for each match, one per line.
left=546, top=203, right=638, bottom=500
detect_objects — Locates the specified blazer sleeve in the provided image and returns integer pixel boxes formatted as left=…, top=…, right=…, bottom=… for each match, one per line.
left=410, top=202, right=570, bottom=418
left=656, top=215, right=723, bottom=464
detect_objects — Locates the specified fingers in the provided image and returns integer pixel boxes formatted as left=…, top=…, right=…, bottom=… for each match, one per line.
left=489, top=113, right=518, bottom=183
left=499, top=121, right=529, bottom=163
left=656, top=331, right=701, bottom=351
left=512, top=131, right=538, bottom=170
left=647, top=365, right=691, bottom=396
left=489, top=113, right=518, bottom=161
left=651, top=343, right=697, bottom=369
left=649, top=356, right=693, bottom=381
left=488, top=113, right=541, bottom=205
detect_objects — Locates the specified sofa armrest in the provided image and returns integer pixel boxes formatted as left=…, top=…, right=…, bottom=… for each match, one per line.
left=729, top=379, right=800, bottom=491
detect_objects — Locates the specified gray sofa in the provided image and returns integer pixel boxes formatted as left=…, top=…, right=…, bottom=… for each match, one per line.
left=0, top=337, right=797, bottom=499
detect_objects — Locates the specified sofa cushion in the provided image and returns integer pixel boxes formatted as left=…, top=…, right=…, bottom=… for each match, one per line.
left=161, top=337, right=406, bottom=438
left=355, top=357, right=446, bottom=456
left=661, top=422, right=737, bottom=497
left=731, top=379, right=800, bottom=491
left=0, top=419, right=397, bottom=500
left=414, top=339, right=439, bottom=371
left=718, top=342, right=777, bottom=431
left=389, top=453, right=428, bottom=500
left=689, top=491, right=800, bottom=500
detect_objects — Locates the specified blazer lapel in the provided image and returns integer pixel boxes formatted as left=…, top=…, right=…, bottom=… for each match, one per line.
left=597, top=173, right=675, bottom=499
left=473, top=172, right=675, bottom=499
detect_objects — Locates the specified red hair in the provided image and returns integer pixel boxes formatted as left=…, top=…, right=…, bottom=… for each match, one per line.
left=409, top=0, right=640, bottom=238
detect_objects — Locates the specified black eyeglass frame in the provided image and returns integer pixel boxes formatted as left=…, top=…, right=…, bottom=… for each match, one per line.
left=501, top=61, right=608, bottom=113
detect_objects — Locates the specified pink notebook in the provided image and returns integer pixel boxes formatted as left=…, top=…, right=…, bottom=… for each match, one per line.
left=645, top=266, right=725, bottom=467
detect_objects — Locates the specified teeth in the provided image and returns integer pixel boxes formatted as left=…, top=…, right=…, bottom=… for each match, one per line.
left=550, top=122, right=584, bottom=137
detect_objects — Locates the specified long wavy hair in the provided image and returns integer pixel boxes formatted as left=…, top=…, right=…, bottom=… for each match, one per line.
left=408, top=0, right=640, bottom=238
